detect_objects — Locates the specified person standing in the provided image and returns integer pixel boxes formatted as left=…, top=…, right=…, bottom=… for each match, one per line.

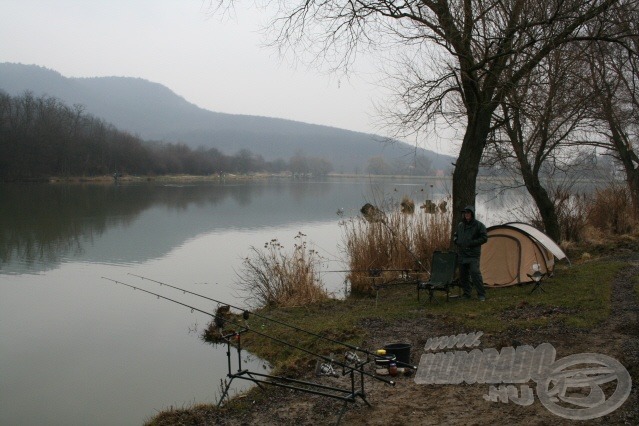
left=454, top=206, right=488, bottom=301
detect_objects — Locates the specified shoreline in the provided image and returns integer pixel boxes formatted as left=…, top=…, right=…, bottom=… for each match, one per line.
left=2, top=173, right=614, bottom=185
left=146, top=239, right=639, bottom=425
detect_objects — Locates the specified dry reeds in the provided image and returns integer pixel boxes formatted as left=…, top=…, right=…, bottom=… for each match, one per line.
left=342, top=199, right=452, bottom=295
left=414, top=207, right=453, bottom=260
left=553, top=188, right=589, bottom=242
left=235, top=233, right=329, bottom=308
left=587, top=185, right=636, bottom=235
left=506, top=183, right=637, bottom=244
left=543, top=184, right=636, bottom=241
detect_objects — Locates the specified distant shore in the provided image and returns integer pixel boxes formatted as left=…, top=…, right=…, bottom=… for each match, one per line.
left=47, top=173, right=272, bottom=184
left=1, top=173, right=610, bottom=185
left=44, top=173, right=451, bottom=184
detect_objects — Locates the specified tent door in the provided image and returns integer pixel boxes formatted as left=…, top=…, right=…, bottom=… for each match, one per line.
left=481, top=234, right=522, bottom=287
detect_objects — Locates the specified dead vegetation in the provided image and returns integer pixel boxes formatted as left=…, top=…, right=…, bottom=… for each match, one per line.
left=235, top=232, right=329, bottom=308
left=343, top=197, right=452, bottom=294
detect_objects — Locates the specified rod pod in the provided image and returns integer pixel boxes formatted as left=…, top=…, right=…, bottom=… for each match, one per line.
left=127, top=273, right=417, bottom=370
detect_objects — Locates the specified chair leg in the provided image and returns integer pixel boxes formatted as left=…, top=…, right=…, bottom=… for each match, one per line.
left=429, top=289, right=441, bottom=304
left=530, top=283, right=545, bottom=294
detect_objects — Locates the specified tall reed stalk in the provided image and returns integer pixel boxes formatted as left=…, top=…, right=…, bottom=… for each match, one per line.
left=342, top=200, right=452, bottom=295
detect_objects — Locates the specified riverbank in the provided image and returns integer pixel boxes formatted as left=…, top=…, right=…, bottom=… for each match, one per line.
left=1, top=172, right=610, bottom=186
left=146, top=237, right=639, bottom=425
left=45, top=172, right=438, bottom=183
left=46, top=173, right=278, bottom=184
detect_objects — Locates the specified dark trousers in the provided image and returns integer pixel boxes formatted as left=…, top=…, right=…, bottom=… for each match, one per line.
left=460, top=258, right=486, bottom=297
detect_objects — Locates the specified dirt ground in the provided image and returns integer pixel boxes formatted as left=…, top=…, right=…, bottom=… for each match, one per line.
left=179, top=258, right=639, bottom=425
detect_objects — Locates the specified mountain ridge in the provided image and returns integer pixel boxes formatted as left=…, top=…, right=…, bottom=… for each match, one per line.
left=0, top=62, right=454, bottom=173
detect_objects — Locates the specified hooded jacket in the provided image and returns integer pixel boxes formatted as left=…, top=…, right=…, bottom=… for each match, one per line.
left=454, top=206, right=488, bottom=259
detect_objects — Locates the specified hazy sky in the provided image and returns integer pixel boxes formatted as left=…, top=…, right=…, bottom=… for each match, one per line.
left=2, top=0, right=458, bottom=155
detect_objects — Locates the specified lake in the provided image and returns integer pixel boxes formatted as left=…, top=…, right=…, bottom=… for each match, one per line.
left=0, top=177, right=524, bottom=425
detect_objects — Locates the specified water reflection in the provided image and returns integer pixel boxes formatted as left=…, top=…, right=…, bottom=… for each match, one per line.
left=1, top=181, right=341, bottom=273
left=1, top=177, right=531, bottom=426
left=0, top=178, right=447, bottom=426
left=1, top=179, right=454, bottom=275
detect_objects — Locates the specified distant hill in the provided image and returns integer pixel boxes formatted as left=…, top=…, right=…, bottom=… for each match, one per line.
left=0, top=63, right=454, bottom=173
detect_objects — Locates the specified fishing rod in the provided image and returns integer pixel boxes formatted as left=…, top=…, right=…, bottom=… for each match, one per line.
left=103, top=277, right=389, bottom=422
left=323, top=268, right=421, bottom=275
left=127, top=273, right=416, bottom=370
left=102, top=276, right=396, bottom=384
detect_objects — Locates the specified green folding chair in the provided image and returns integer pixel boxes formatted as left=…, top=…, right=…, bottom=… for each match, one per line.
left=417, top=251, right=458, bottom=303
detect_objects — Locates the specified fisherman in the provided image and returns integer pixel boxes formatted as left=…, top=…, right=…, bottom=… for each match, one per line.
left=454, top=206, right=488, bottom=301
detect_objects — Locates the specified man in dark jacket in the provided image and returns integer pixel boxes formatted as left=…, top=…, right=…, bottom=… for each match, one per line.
left=454, top=206, right=488, bottom=301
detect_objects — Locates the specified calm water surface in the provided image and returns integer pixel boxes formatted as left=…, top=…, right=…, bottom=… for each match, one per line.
left=0, top=177, right=520, bottom=425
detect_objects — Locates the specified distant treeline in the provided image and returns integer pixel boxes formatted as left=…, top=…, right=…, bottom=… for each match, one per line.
left=0, top=92, right=334, bottom=181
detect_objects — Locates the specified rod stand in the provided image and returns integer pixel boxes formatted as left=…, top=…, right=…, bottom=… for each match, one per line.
left=216, top=328, right=375, bottom=423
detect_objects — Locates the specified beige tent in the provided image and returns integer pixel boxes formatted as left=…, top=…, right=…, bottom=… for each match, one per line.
left=480, top=222, right=569, bottom=288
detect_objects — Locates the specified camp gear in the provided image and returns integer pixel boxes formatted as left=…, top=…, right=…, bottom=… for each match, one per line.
left=417, top=251, right=458, bottom=302
left=383, top=343, right=411, bottom=367
left=480, top=222, right=569, bottom=287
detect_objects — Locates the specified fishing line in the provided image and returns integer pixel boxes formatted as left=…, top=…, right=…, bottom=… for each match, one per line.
left=126, top=273, right=415, bottom=369
left=308, top=240, right=343, bottom=264
left=323, top=268, right=415, bottom=274
left=103, top=276, right=396, bottom=384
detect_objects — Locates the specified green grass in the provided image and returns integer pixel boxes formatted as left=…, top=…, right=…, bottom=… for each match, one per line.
left=450, top=260, right=624, bottom=331
left=150, top=257, right=629, bottom=425
left=210, top=259, right=625, bottom=372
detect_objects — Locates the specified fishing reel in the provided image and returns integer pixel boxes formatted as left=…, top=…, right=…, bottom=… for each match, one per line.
left=344, top=351, right=362, bottom=364
left=315, top=360, right=339, bottom=377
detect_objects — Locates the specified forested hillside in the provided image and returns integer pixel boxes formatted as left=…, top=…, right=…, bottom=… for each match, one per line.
left=0, top=63, right=455, bottom=174
left=0, top=92, right=332, bottom=180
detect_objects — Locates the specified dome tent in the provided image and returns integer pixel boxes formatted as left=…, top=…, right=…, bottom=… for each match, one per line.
left=480, top=222, right=569, bottom=288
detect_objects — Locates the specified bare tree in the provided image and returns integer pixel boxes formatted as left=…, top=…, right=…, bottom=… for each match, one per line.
left=213, top=0, right=632, bottom=234
left=585, top=6, right=639, bottom=215
left=485, top=46, right=596, bottom=241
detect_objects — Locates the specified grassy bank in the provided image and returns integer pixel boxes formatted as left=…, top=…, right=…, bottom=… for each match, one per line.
left=206, top=258, right=624, bottom=370
left=145, top=245, right=637, bottom=425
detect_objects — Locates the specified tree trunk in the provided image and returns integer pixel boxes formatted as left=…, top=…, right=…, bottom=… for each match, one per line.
left=625, top=166, right=639, bottom=219
left=507, top=121, right=562, bottom=242
left=520, top=167, right=562, bottom=242
left=451, top=109, right=493, bottom=237
left=602, top=104, right=639, bottom=219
